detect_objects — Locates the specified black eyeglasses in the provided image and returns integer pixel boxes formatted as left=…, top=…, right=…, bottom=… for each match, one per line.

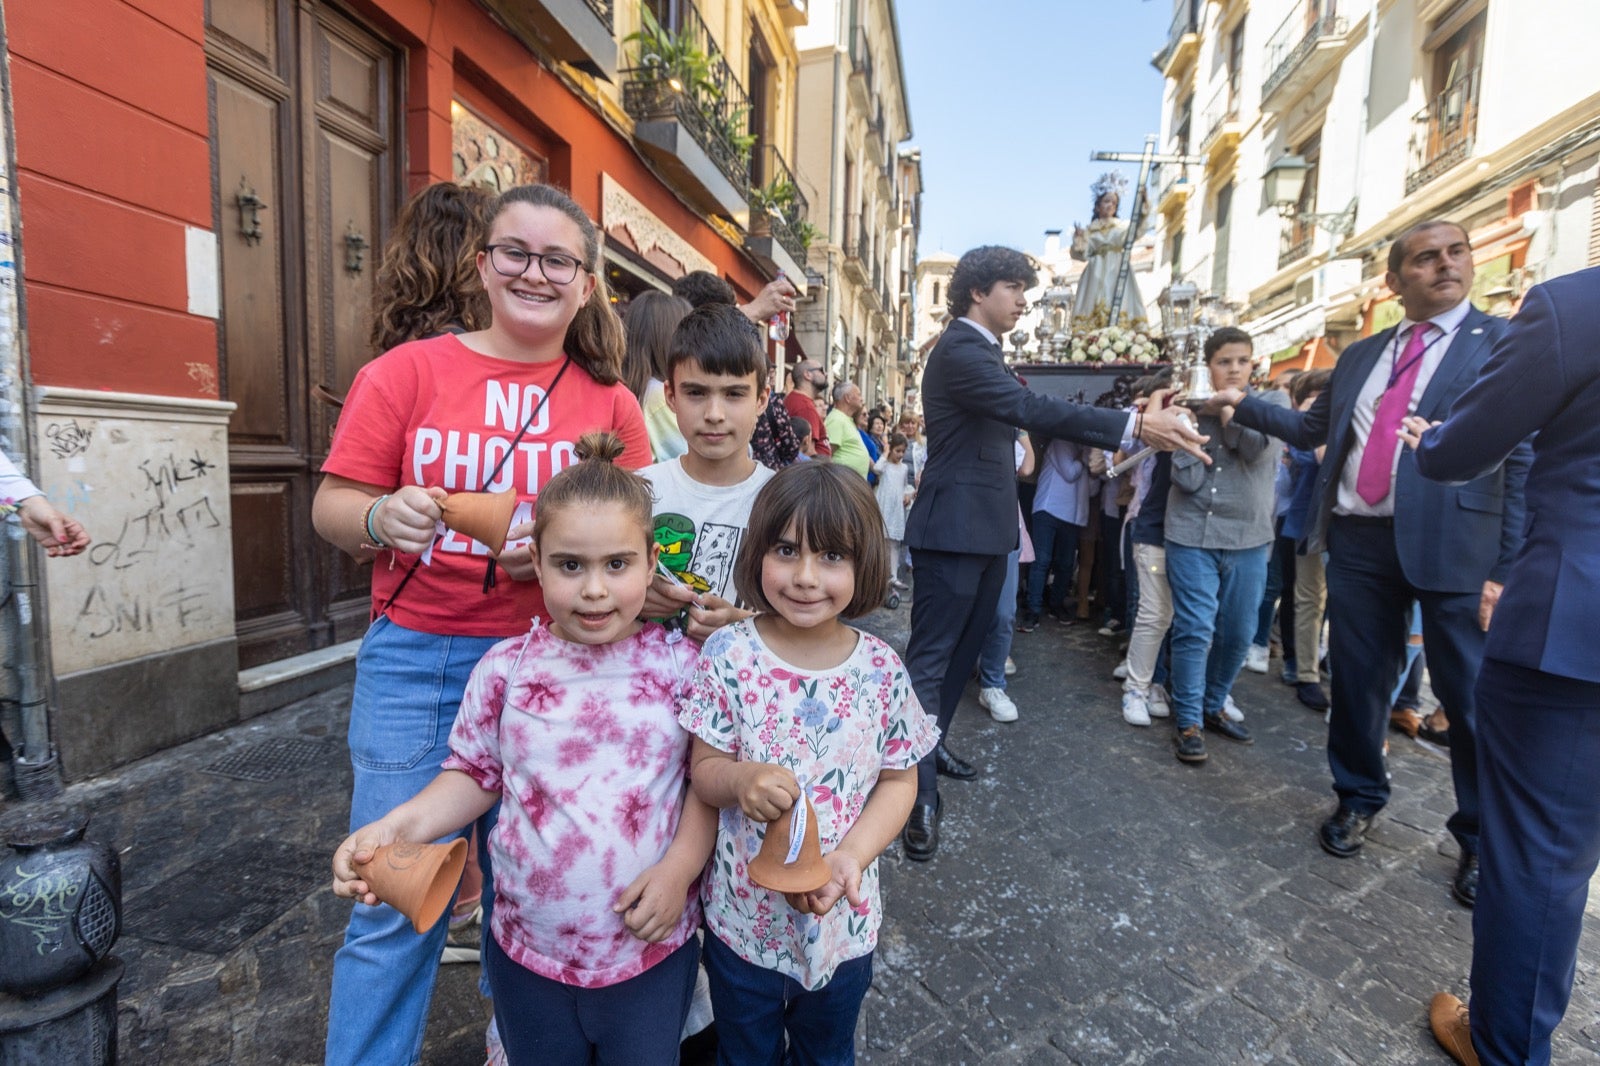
left=484, top=245, right=587, bottom=285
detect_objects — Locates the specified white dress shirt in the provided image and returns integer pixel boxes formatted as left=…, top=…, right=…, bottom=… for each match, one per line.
left=1335, top=298, right=1473, bottom=517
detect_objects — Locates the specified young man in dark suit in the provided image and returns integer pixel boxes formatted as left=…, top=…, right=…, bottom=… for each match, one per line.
left=1211, top=220, right=1531, bottom=905
left=1401, top=265, right=1600, bottom=1066
left=900, top=245, right=1209, bottom=861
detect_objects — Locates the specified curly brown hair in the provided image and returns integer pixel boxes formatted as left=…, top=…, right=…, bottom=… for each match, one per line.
left=368, top=182, right=494, bottom=353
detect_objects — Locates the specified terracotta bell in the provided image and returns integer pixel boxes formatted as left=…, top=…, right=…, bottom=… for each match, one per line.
left=748, top=795, right=830, bottom=895
left=439, top=489, right=518, bottom=554
left=354, top=839, right=468, bottom=934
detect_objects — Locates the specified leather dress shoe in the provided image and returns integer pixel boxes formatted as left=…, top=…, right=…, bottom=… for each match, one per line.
left=934, top=743, right=977, bottom=780
left=1453, top=851, right=1479, bottom=908
left=1202, top=711, right=1253, bottom=744
left=902, top=796, right=942, bottom=862
left=1419, top=708, right=1451, bottom=745
left=1390, top=706, right=1422, bottom=737
left=1318, top=805, right=1374, bottom=857
left=1295, top=682, right=1330, bottom=712
left=1429, top=992, right=1482, bottom=1066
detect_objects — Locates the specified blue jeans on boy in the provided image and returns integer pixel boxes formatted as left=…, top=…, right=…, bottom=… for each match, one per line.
left=703, top=928, right=873, bottom=1066
left=978, top=548, right=1020, bottom=689
left=1026, top=512, right=1081, bottom=615
left=326, top=616, right=499, bottom=1066
left=1165, top=543, right=1271, bottom=730
left=485, top=931, right=697, bottom=1064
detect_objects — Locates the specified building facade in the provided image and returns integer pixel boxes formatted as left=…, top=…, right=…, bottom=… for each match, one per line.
left=1146, top=0, right=1600, bottom=373
left=791, top=0, right=919, bottom=410
left=0, top=0, right=924, bottom=779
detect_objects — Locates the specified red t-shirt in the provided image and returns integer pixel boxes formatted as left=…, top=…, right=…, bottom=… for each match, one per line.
left=324, top=334, right=649, bottom=636
left=782, top=390, right=830, bottom=456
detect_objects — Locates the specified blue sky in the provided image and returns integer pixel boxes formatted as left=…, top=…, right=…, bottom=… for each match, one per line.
left=897, top=0, right=1174, bottom=258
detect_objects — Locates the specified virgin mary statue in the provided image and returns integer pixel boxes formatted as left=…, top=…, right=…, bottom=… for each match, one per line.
left=1071, top=172, right=1148, bottom=330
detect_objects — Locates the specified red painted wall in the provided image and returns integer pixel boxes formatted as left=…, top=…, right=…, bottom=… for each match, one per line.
left=9, top=0, right=213, bottom=396
left=9, top=0, right=766, bottom=403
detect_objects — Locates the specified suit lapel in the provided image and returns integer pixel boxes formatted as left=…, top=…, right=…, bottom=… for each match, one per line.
left=1328, top=328, right=1393, bottom=452
left=1417, top=309, right=1491, bottom=419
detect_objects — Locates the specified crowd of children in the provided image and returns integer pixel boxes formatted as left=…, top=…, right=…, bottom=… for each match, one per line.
left=322, top=180, right=937, bottom=1066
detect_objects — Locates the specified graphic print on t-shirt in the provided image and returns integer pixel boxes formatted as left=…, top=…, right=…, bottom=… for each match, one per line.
left=654, top=515, right=744, bottom=601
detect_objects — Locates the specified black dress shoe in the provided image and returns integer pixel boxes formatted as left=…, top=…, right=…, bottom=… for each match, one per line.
left=1202, top=712, right=1253, bottom=744
left=934, top=743, right=977, bottom=780
left=902, top=796, right=941, bottom=862
left=1453, top=852, right=1478, bottom=908
left=1319, top=805, right=1375, bottom=858
left=1296, top=682, right=1331, bottom=712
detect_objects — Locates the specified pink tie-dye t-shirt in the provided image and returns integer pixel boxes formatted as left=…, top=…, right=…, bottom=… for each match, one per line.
left=444, top=621, right=701, bottom=988
left=679, top=619, right=939, bottom=990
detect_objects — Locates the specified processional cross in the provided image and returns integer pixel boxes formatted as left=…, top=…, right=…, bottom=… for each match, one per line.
left=1089, top=135, right=1206, bottom=324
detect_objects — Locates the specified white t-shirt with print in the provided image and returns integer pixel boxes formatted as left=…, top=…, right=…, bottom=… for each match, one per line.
left=641, top=458, right=775, bottom=606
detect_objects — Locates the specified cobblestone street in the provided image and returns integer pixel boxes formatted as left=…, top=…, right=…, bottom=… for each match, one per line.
left=50, top=603, right=1600, bottom=1064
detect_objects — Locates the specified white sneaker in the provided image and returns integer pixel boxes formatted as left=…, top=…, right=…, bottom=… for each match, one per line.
left=979, top=686, right=1019, bottom=723
left=1112, top=660, right=1129, bottom=681
left=1004, top=656, right=1017, bottom=677
left=1245, top=645, right=1270, bottom=674
left=1222, top=694, right=1244, bottom=722
left=1147, top=683, right=1172, bottom=718
left=1121, top=688, right=1152, bottom=727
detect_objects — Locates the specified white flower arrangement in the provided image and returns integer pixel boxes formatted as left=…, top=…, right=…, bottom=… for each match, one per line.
left=1067, top=326, right=1162, bottom=365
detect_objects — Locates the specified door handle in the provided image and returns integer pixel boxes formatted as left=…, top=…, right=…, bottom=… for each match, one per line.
left=236, top=177, right=268, bottom=244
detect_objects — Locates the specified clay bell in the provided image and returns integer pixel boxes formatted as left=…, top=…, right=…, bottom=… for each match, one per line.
left=748, top=795, right=830, bottom=895
left=439, top=488, right=518, bottom=554
left=354, top=839, right=468, bottom=934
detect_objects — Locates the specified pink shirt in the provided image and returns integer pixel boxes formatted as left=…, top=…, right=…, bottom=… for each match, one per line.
left=444, top=622, right=700, bottom=987
left=679, top=620, right=939, bottom=989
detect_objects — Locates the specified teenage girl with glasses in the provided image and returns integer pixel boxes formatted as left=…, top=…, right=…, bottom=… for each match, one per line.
left=314, top=183, right=650, bottom=1066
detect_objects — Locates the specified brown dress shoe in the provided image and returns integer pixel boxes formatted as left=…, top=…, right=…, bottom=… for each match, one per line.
left=1390, top=706, right=1422, bottom=738
left=1429, top=992, right=1481, bottom=1066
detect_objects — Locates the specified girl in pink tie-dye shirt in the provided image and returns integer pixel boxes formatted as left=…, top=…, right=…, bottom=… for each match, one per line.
left=332, top=432, right=715, bottom=1065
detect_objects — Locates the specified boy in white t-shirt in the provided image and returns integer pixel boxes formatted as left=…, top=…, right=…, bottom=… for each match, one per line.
left=640, top=302, right=776, bottom=643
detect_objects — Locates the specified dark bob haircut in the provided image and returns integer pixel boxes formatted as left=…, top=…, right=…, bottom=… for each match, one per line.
left=734, top=462, right=888, bottom=621
left=947, top=246, right=1038, bottom=318
left=1203, top=325, right=1254, bottom=362
left=666, top=302, right=768, bottom=392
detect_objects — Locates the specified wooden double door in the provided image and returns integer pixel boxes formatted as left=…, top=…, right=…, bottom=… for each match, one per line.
left=206, top=0, right=402, bottom=668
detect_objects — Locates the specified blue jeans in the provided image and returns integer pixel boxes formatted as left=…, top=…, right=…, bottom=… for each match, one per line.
left=977, top=548, right=1021, bottom=689
left=703, top=927, right=873, bottom=1066
left=325, top=616, right=500, bottom=1066
left=1165, top=543, right=1271, bottom=730
left=1026, top=513, right=1081, bottom=614
left=485, top=931, right=698, bottom=1065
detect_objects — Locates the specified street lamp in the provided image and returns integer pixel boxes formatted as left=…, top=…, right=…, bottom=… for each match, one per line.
left=1263, top=153, right=1308, bottom=218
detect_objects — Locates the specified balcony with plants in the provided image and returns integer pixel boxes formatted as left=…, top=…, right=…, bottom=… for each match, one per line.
left=1260, top=0, right=1348, bottom=111
left=745, top=145, right=818, bottom=281
left=622, top=4, right=755, bottom=219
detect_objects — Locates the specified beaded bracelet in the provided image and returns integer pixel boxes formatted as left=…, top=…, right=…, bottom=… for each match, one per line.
left=362, top=494, right=392, bottom=550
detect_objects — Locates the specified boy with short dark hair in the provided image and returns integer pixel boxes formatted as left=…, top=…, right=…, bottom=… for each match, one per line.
left=640, top=302, right=776, bottom=642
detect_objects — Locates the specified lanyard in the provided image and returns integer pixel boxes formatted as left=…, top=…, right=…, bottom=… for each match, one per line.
left=1384, top=323, right=1448, bottom=393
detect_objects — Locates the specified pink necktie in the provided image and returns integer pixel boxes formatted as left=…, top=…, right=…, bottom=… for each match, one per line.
left=1356, top=323, right=1432, bottom=505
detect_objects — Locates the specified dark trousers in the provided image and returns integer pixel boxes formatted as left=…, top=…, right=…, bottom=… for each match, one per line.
left=703, top=928, right=873, bottom=1066
left=905, top=549, right=1008, bottom=805
left=1470, top=659, right=1600, bottom=1066
left=1254, top=526, right=1298, bottom=660
left=1098, top=511, right=1126, bottom=626
left=1025, top=513, right=1080, bottom=615
left=1324, top=517, right=1483, bottom=853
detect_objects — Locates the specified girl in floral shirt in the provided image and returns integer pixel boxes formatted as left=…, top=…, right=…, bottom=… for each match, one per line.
left=680, top=462, right=940, bottom=1064
left=332, top=432, right=715, bottom=1065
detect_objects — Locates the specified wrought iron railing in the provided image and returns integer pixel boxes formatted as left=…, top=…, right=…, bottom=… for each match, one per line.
left=1154, top=1, right=1197, bottom=70
left=621, top=0, right=754, bottom=195
left=749, top=144, right=810, bottom=264
left=1157, top=163, right=1191, bottom=204
left=1405, top=67, right=1481, bottom=194
left=852, top=213, right=870, bottom=265
left=1199, top=81, right=1240, bottom=151
left=1263, top=0, right=1345, bottom=99
left=1278, top=226, right=1313, bottom=269
left=581, top=0, right=614, bottom=31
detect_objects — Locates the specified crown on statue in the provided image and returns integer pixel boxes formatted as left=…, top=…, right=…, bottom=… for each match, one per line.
left=1091, top=171, right=1130, bottom=201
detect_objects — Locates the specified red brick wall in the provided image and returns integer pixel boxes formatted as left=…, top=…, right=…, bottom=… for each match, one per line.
left=9, top=0, right=213, bottom=396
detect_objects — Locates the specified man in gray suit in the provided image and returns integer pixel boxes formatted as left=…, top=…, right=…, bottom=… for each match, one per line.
left=901, top=245, right=1208, bottom=861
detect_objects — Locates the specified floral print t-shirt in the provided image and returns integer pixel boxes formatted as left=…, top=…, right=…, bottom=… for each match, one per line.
left=444, top=621, right=701, bottom=988
left=679, top=619, right=939, bottom=990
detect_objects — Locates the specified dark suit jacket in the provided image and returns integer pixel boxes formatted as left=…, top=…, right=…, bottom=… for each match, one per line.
left=1231, top=304, right=1529, bottom=594
left=906, top=319, right=1128, bottom=555
left=1416, top=267, right=1600, bottom=681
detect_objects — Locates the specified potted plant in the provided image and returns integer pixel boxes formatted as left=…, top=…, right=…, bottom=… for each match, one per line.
left=625, top=8, right=717, bottom=116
